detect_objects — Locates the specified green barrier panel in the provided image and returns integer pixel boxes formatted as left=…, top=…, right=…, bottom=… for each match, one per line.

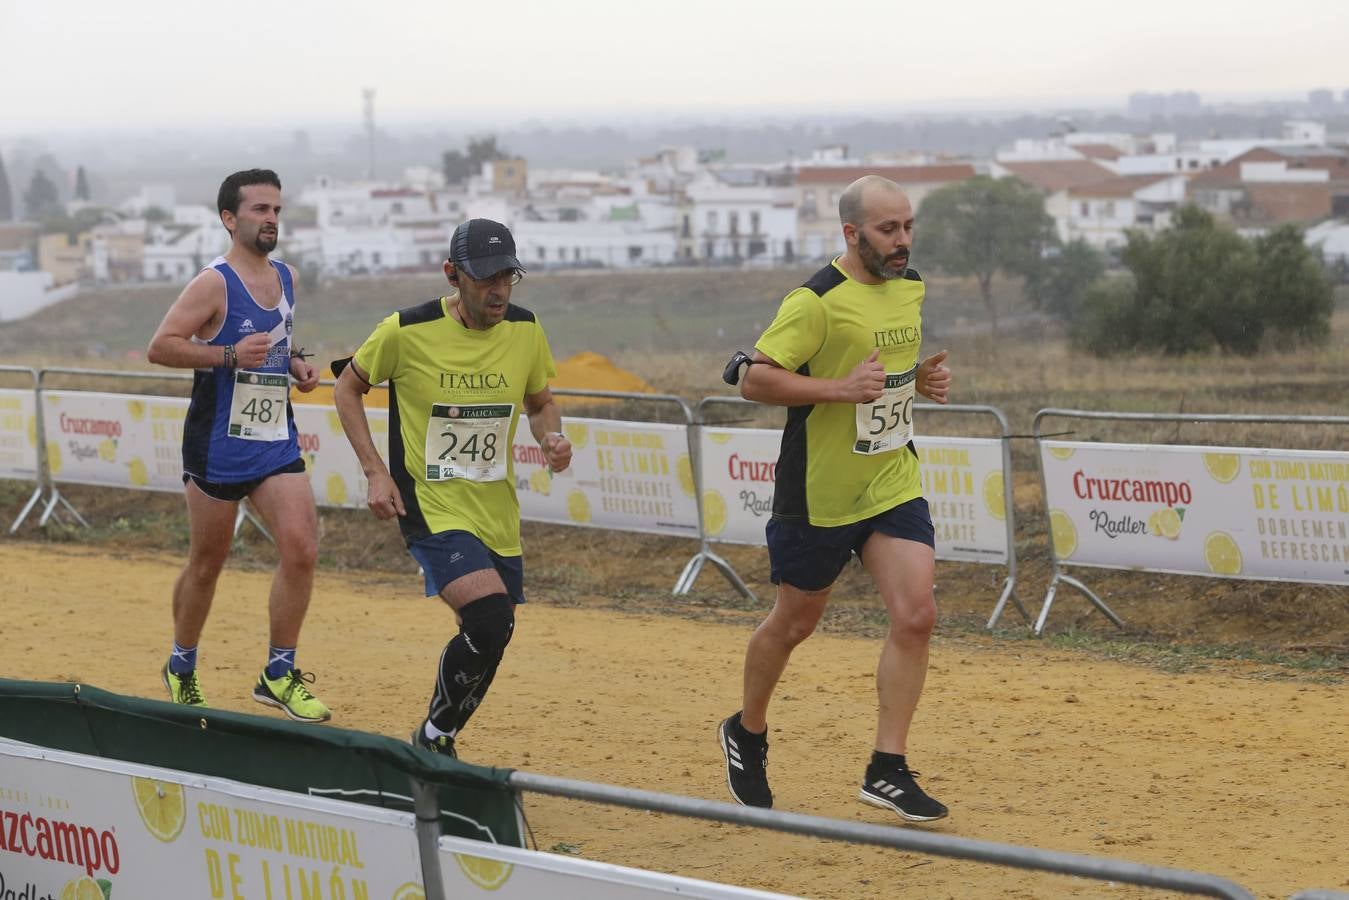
left=0, top=678, right=523, bottom=847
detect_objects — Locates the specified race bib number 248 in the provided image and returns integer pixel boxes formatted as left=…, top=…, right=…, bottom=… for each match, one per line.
left=424, top=403, right=513, bottom=482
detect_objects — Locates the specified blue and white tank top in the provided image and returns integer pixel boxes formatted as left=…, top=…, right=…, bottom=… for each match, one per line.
left=182, top=257, right=300, bottom=483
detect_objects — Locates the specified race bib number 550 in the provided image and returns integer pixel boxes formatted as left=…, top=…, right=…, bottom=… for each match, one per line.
left=853, top=365, right=917, bottom=455
left=424, top=403, right=513, bottom=482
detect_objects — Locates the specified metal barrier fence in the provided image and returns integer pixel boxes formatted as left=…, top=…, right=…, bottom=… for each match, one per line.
left=1032, top=408, right=1349, bottom=634
left=19, top=367, right=277, bottom=536
left=682, top=396, right=1028, bottom=627
left=504, top=770, right=1258, bottom=899
left=0, top=365, right=41, bottom=533
left=10, top=372, right=1029, bottom=623
left=5, top=696, right=1284, bottom=895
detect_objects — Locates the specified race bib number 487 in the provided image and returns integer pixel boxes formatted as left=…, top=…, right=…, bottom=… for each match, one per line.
left=424, top=403, right=513, bottom=482
left=853, top=365, right=917, bottom=455
left=228, top=371, right=290, bottom=441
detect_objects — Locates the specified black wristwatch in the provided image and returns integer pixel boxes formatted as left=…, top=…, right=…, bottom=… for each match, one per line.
left=722, top=350, right=755, bottom=386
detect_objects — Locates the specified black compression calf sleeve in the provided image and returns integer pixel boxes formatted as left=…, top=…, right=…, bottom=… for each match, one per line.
left=427, top=593, right=515, bottom=735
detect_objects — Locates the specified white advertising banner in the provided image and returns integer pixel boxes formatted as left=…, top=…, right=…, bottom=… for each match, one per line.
left=292, top=404, right=389, bottom=511
left=37, top=391, right=388, bottom=510
left=915, top=437, right=1010, bottom=565
left=0, top=741, right=424, bottom=900
left=513, top=417, right=699, bottom=538
left=1041, top=441, right=1349, bottom=584
left=42, top=391, right=188, bottom=492
left=437, top=834, right=795, bottom=899
left=696, top=426, right=779, bottom=545
left=0, top=389, right=38, bottom=482
left=697, top=427, right=1010, bottom=565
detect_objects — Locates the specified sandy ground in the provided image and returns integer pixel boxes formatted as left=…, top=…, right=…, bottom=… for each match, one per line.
left=1, top=542, right=1345, bottom=899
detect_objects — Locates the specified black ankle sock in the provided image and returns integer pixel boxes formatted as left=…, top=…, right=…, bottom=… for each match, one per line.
left=871, top=751, right=907, bottom=771
left=735, top=713, right=767, bottom=739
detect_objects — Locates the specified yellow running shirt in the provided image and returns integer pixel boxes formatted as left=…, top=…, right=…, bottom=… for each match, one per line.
left=755, top=260, right=926, bottom=527
left=353, top=297, right=556, bottom=556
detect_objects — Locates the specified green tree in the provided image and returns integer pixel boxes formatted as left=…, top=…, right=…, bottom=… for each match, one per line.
left=23, top=169, right=62, bottom=220
left=0, top=151, right=12, bottom=221
left=1251, top=225, right=1334, bottom=345
left=1072, top=275, right=1138, bottom=357
left=1074, top=206, right=1329, bottom=356
left=41, top=205, right=109, bottom=241
left=918, top=175, right=1056, bottom=335
left=1028, top=239, right=1106, bottom=323
left=441, top=135, right=510, bottom=185
left=74, top=165, right=91, bottom=202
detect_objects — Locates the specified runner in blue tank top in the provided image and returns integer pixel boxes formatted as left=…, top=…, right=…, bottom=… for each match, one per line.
left=184, top=254, right=300, bottom=482
left=147, top=169, right=331, bottom=724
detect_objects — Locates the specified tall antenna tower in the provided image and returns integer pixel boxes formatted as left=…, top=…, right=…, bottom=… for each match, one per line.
left=362, top=88, right=376, bottom=181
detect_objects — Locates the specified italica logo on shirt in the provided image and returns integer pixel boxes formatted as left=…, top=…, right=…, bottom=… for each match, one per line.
left=439, top=371, right=510, bottom=391
left=873, top=326, right=921, bottom=348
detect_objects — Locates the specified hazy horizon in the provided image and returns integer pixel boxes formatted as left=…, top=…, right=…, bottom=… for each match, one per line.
left=3, top=0, right=1346, bottom=134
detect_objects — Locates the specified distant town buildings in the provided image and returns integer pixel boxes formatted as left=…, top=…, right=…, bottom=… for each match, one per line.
left=3, top=106, right=1348, bottom=321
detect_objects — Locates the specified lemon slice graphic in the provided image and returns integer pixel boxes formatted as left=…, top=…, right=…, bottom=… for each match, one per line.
left=1204, top=531, right=1242, bottom=575
left=1049, top=509, right=1077, bottom=559
left=676, top=454, right=695, bottom=497
left=131, top=776, right=186, bottom=842
left=566, top=489, right=591, bottom=523
left=60, top=876, right=103, bottom=900
left=454, top=853, right=514, bottom=890
left=982, top=471, right=1005, bottom=520
left=1202, top=453, right=1240, bottom=484
left=702, top=489, right=727, bottom=536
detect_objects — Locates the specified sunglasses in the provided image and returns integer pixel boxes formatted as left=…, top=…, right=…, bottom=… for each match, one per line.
left=458, top=267, right=524, bottom=287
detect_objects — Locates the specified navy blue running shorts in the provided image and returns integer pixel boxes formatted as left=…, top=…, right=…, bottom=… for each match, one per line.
left=184, top=457, right=306, bottom=502
left=408, top=529, right=526, bottom=603
left=766, top=496, right=935, bottom=592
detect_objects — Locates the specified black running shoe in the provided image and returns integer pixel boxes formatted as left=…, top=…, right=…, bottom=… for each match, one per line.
left=410, top=720, right=457, bottom=758
left=859, top=760, right=948, bottom=822
left=718, top=712, right=772, bottom=808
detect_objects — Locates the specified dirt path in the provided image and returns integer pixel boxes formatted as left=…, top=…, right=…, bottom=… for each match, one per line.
left=2, top=542, right=1345, bottom=899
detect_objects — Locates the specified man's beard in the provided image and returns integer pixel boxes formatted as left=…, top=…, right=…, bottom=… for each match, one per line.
left=858, top=233, right=908, bottom=281
left=254, top=231, right=277, bottom=253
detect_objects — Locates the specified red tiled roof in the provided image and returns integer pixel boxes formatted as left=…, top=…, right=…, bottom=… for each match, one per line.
left=1072, top=143, right=1123, bottom=161
left=1068, top=174, right=1173, bottom=198
left=998, top=160, right=1116, bottom=193
left=794, top=164, right=976, bottom=186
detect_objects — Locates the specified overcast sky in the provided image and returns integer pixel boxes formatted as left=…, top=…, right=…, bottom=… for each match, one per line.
left=3, top=0, right=1347, bottom=132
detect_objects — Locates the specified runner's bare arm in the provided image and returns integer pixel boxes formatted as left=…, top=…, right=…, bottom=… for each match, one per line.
left=525, top=387, right=571, bottom=473
left=740, top=349, right=886, bottom=406
left=333, top=360, right=404, bottom=518
left=146, top=270, right=232, bottom=368
left=146, top=272, right=274, bottom=369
